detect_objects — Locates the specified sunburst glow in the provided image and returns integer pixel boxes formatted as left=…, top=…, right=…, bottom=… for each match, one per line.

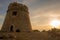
left=50, top=19, right=60, bottom=28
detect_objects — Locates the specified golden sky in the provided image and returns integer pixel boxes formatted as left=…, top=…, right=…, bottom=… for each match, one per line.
left=0, top=0, right=60, bottom=31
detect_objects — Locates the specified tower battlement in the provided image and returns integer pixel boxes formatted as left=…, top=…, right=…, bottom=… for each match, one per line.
left=8, top=2, right=28, bottom=12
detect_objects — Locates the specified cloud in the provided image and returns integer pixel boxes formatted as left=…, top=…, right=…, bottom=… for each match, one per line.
left=0, top=15, right=6, bottom=30
left=0, top=15, right=5, bottom=19
left=0, top=3, right=4, bottom=8
left=0, top=15, right=5, bottom=25
left=0, top=15, right=5, bottom=30
left=22, top=0, right=34, bottom=3
left=0, top=4, right=3, bottom=7
left=30, top=2, right=60, bottom=28
left=0, top=24, right=2, bottom=30
left=22, top=0, right=35, bottom=5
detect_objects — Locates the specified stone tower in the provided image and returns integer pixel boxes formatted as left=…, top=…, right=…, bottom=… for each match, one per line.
left=1, top=2, right=32, bottom=32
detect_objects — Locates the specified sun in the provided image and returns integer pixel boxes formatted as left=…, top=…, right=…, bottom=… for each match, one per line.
left=50, top=19, right=60, bottom=28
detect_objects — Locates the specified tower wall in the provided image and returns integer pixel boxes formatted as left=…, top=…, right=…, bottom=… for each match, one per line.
left=1, top=2, right=32, bottom=32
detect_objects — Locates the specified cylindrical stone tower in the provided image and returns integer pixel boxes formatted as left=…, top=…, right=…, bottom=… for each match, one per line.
left=1, top=2, right=32, bottom=32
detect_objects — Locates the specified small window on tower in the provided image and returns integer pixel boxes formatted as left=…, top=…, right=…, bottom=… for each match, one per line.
left=12, top=11, right=17, bottom=16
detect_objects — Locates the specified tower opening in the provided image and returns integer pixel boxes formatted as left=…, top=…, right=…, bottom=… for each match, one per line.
left=12, top=11, right=17, bottom=16
left=0, top=37, right=3, bottom=39
left=16, top=29, right=20, bottom=32
left=10, top=25, right=13, bottom=32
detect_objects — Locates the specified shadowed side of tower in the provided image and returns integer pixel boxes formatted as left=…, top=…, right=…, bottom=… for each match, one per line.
left=1, top=2, right=32, bottom=32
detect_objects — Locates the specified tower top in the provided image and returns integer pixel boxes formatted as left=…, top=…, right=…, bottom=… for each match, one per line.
left=8, top=2, right=28, bottom=12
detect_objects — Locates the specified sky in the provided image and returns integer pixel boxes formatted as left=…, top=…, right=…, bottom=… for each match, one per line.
left=0, top=0, right=60, bottom=31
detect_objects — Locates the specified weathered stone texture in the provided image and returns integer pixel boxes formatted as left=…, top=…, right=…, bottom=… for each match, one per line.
left=1, top=2, right=32, bottom=32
